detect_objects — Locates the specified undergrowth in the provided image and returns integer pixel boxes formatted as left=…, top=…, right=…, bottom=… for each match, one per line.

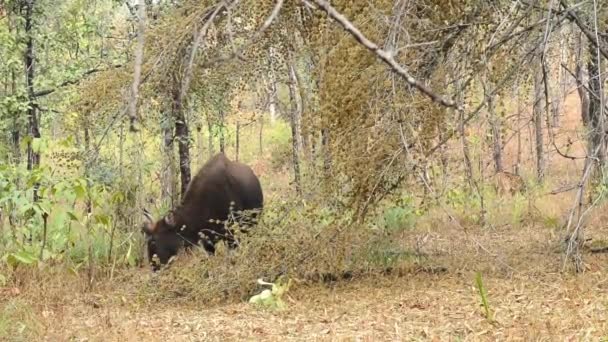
left=134, top=199, right=428, bottom=306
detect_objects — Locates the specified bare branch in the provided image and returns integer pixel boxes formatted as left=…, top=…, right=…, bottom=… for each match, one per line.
left=32, top=64, right=123, bottom=98
left=306, top=0, right=460, bottom=110
left=180, top=1, right=230, bottom=104
left=559, top=0, right=608, bottom=60
left=199, top=0, right=285, bottom=69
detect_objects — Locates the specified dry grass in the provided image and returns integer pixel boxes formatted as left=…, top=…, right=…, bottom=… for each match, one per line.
left=3, top=217, right=608, bottom=341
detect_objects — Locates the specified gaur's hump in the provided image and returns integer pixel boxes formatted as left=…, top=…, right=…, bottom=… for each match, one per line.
left=200, top=153, right=230, bottom=172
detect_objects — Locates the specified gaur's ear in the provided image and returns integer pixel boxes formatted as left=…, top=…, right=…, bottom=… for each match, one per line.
left=164, top=211, right=176, bottom=227
left=142, top=221, right=153, bottom=235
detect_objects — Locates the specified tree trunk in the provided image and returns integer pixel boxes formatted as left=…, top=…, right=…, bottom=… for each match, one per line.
left=321, top=128, right=331, bottom=176
left=10, top=70, right=20, bottom=163
left=24, top=0, right=40, bottom=203
left=267, top=49, right=278, bottom=124
left=197, top=123, right=204, bottom=167
left=288, top=62, right=302, bottom=196
left=207, top=113, right=215, bottom=158
left=161, top=113, right=176, bottom=207
left=128, top=0, right=146, bottom=130
left=235, top=121, right=240, bottom=162
left=219, top=109, right=225, bottom=153
left=291, top=58, right=310, bottom=158
left=258, top=115, right=263, bottom=155
left=575, top=32, right=590, bottom=127
left=587, top=37, right=606, bottom=166
left=533, top=55, right=545, bottom=182
left=6, top=8, right=21, bottom=164
left=83, top=116, right=92, bottom=214
left=172, top=87, right=191, bottom=200
left=516, top=83, right=522, bottom=175
left=488, top=91, right=503, bottom=172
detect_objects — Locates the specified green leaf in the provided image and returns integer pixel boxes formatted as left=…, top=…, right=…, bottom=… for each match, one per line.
left=6, top=251, right=39, bottom=267
left=74, top=183, right=87, bottom=200
left=475, top=271, right=492, bottom=321
left=249, top=276, right=292, bottom=310
left=111, top=191, right=125, bottom=204
left=31, top=137, right=47, bottom=154
left=66, top=211, right=79, bottom=222
left=94, top=214, right=110, bottom=226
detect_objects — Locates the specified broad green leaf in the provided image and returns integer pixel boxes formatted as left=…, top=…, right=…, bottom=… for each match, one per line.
left=94, top=214, right=110, bottom=226
left=74, top=184, right=87, bottom=200
left=6, top=251, right=38, bottom=267
left=66, top=211, right=79, bottom=222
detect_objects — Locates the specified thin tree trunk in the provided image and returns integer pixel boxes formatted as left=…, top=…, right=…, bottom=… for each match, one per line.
left=128, top=0, right=146, bottom=130
left=291, top=57, right=309, bottom=157
left=267, top=49, right=278, bottom=124
left=575, top=32, right=590, bottom=127
left=534, top=55, right=545, bottom=182
left=219, top=109, right=225, bottom=153
left=321, top=128, right=330, bottom=176
left=6, top=8, right=20, bottom=164
left=258, top=115, right=263, bottom=155
left=516, top=84, right=523, bottom=175
left=288, top=62, right=302, bottom=196
left=161, top=113, right=176, bottom=207
left=488, top=90, right=503, bottom=172
left=197, top=123, right=204, bottom=166
left=235, top=121, right=240, bottom=162
left=207, top=114, right=215, bottom=158
left=11, top=70, right=20, bottom=163
left=172, top=86, right=191, bottom=199
left=587, top=35, right=606, bottom=166
left=24, top=0, right=40, bottom=202
left=83, top=116, right=92, bottom=214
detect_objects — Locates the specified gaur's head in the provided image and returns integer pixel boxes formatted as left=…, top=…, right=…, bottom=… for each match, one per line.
left=142, top=210, right=183, bottom=271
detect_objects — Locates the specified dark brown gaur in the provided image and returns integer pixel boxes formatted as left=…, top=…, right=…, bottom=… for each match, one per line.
left=142, top=153, right=264, bottom=270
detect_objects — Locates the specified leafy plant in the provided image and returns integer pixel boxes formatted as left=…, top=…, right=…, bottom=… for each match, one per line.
left=475, top=271, right=492, bottom=321
left=248, top=276, right=293, bottom=310
left=379, top=194, right=421, bottom=232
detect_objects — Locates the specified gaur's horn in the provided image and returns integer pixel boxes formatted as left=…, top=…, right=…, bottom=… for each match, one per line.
left=143, top=208, right=154, bottom=223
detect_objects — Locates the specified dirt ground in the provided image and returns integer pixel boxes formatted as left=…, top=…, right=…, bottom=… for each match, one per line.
left=1, top=214, right=606, bottom=341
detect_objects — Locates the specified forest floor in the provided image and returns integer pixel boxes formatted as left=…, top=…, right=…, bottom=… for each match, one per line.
left=3, top=211, right=608, bottom=341
left=4, top=92, right=608, bottom=341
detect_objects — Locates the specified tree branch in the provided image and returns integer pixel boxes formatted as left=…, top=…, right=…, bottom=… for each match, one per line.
left=198, top=0, right=284, bottom=69
left=32, top=64, right=123, bottom=98
left=306, top=0, right=460, bottom=110
left=559, top=0, right=608, bottom=60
